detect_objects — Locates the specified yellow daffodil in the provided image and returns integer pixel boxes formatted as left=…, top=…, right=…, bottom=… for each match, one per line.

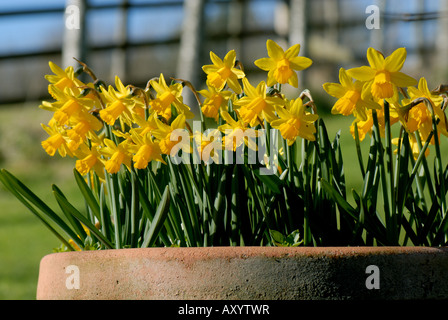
left=198, top=85, right=233, bottom=121
left=41, top=122, right=72, bottom=157
left=350, top=101, right=399, bottom=141
left=218, top=111, right=258, bottom=151
left=131, top=112, right=159, bottom=137
left=193, top=129, right=222, bottom=164
left=41, top=85, right=96, bottom=126
left=392, top=134, right=430, bottom=160
left=45, top=61, right=85, bottom=98
left=233, top=78, right=284, bottom=127
left=128, top=130, right=166, bottom=169
left=202, top=50, right=245, bottom=94
left=323, top=68, right=380, bottom=120
left=66, top=111, right=103, bottom=152
left=99, top=76, right=145, bottom=126
left=397, top=77, right=448, bottom=142
left=149, top=73, right=194, bottom=121
left=152, top=114, right=191, bottom=156
left=270, top=98, right=319, bottom=145
left=99, top=139, right=133, bottom=174
left=254, top=39, right=312, bottom=87
left=347, top=47, right=417, bottom=100
left=74, top=143, right=105, bottom=179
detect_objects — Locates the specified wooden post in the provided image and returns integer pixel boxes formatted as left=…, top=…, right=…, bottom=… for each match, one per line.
left=436, top=0, right=448, bottom=81
left=177, top=0, right=205, bottom=110
left=111, top=0, right=129, bottom=81
left=227, top=0, right=244, bottom=55
left=62, top=0, right=87, bottom=68
left=288, top=0, right=309, bottom=87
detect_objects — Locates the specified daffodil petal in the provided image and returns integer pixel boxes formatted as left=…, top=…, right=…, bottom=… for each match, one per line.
left=241, top=78, right=257, bottom=97
left=285, top=43, right=301, bottom=59
left=275, top=106, right=291, bottom=119
left=390, top=72, right=417, bottom=87
left=266, top=70, right=277, bottom=87
left=223, top=50, right=236, bottom=68
left=202, top=64, right=219, bottom=74
left=322, top=83, right=346, bottom=98
left=361, top=81, right=373, bottom=101
left=287, top=72, right=299, bottom=88
left=254, top=57, right=276, bottom=71
left=210, top=51, right=224, bottom=66
left=367, top=47, right=385, bottom=70
left=231, top=67, right=245, bottom=79
left=338, top=68, right=353, bottom=88
left=220, top=111, right=237, bottom=126
left=289, top=56, right=312, bottom=70
left=384, top=47, right=407, bottom=73
left=417, top=77, right=433, bottom=97
left=266, top=39, right=284, bottom=60
left=227, top=76, right=242, bottom=94
left=346, top=66, right=376, bottom=81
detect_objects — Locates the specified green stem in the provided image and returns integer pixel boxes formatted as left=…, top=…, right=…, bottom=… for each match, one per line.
left=383, top=100, right=397, bottom=237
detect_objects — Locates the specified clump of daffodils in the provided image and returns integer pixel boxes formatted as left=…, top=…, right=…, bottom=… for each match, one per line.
left=40, top=39, right=318, bottom=176
left=323, top=47, right=448, bottom=158
left=6, top=40, right=448, bottom=249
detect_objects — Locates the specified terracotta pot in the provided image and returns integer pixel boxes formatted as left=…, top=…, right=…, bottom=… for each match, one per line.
left=36, top=246, right=448, bottom=300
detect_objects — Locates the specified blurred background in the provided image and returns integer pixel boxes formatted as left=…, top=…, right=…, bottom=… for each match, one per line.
left=0, top=0, right=447, bottom=299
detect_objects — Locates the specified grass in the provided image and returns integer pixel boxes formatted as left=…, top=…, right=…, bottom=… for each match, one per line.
left=0, top=103, right=84, bottom=300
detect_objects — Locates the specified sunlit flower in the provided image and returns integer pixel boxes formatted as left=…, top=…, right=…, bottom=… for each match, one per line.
left=270, top=98, right=319, bottom=144
left=323, top=68, right=380, bottom=120
left=397, top=77, right=448, bottom=142
left=149, top=73, right=194, bottom=121
left=99, top=76, right=145, bottom=126
left=41, top=123, right=72, bottom=157
left=347, top=47, right=417, bottom=100
left=254, top=39, right=312, bottom=87
left=392, top=133, right=430, bottom=160
left=131, top=112, right=159, bottom=137
left=202, top=50, right=245, bottom=94
left=42, top=85, right=96, bottom=126
left=66, top=111, right=103, bottom=152
left=74, top=143, right=105, bottom=178
left=152, top=113, right=191, bottom=156
left=128, top=130, right=166, bottom=169
left=350, top=101, right=399, bottom=141
left=45, top=61, right=85, bottom=98
left=218, top=111, right=258, bottom=151
left=99, top=139, right=133, bottom=174
left=198, top=85, right=233, bottom=121
left=233, top=78, right=284, bottom=127
left=193, top=129, right=222, bottom=164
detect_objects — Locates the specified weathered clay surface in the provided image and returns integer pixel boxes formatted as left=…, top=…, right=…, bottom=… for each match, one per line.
left=36, top=246, right=448, bottom=300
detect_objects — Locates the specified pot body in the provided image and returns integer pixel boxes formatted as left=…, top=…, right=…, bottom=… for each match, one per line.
left=36, top=246, right=448, bottom=300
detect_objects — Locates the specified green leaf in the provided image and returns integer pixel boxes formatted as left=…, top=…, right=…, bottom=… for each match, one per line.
left=320, top=178, right=358, bottom=221
left=52, top=185, right=114, bottom=249
left=0, top=169, right=80, bottom=247
left=53, top=185, right=88, bottom=242
left=141, top=185, right=171, bottom=247
left=269, top=229, right=303, bottom=247
left=253, top=169, right=282, bottom=194
left=269, top=229, right=285, bottom=246
left=0, top=169, right=76, bottom=251
left=73, top=169, right=101, bottom=221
